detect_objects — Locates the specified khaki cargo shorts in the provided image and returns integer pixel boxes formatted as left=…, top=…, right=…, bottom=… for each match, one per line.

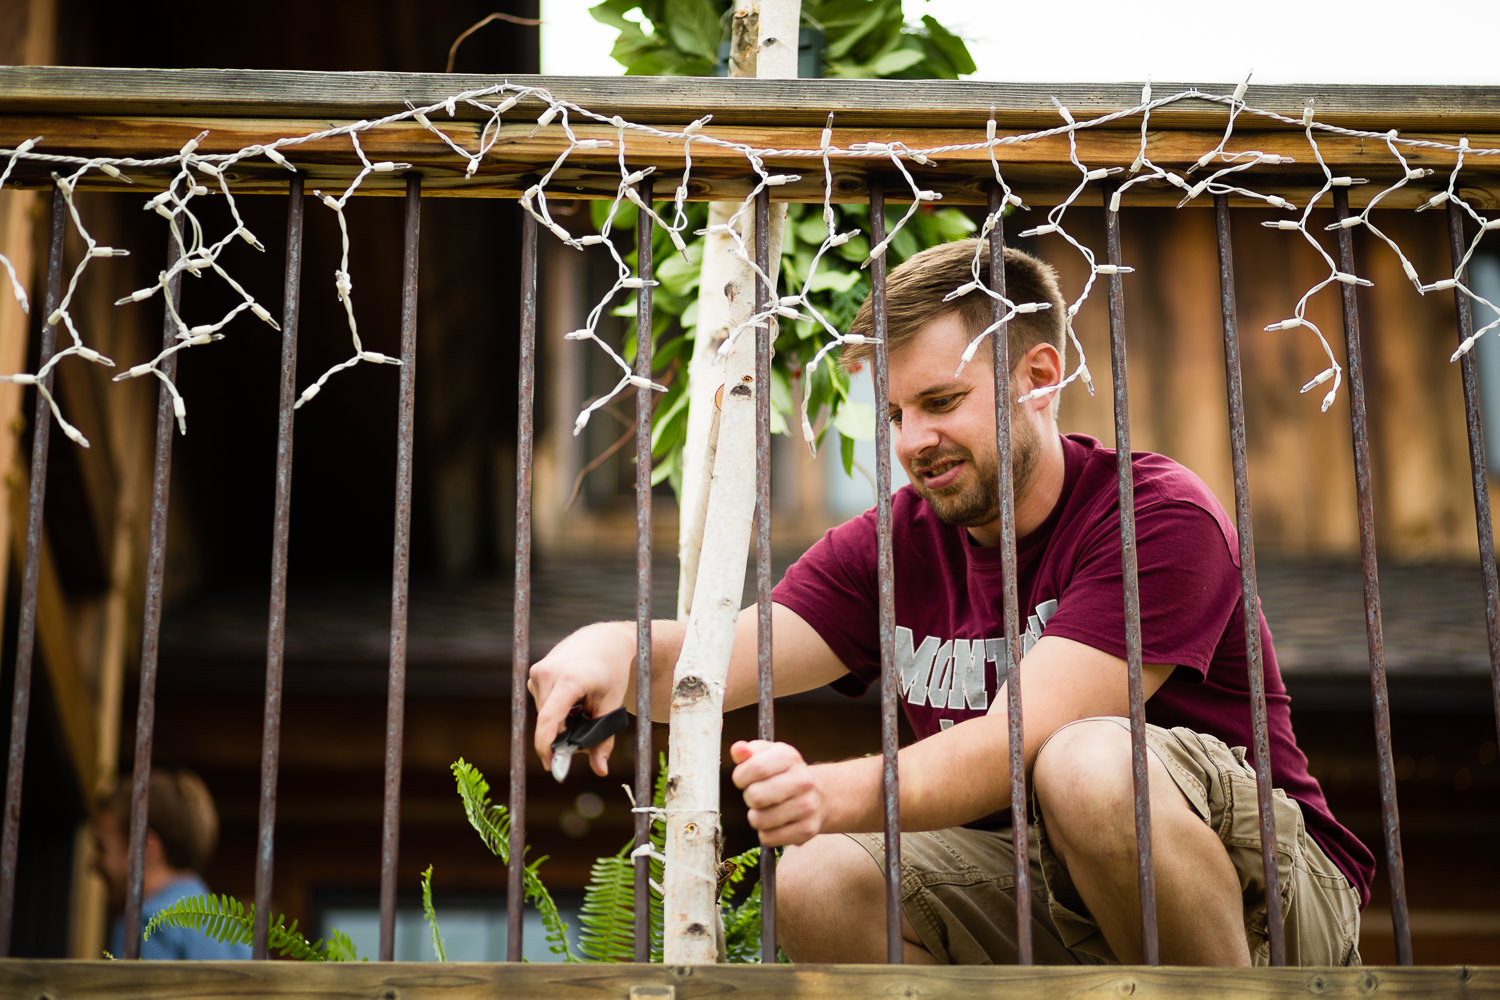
left=849, top=718, right=1363, bottom=966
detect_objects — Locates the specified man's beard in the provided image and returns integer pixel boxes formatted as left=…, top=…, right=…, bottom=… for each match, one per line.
left=911, top=414, right=1038, bottom=530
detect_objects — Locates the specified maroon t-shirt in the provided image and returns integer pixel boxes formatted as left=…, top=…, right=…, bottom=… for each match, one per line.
left=774, top=433, right=1374, bottom=905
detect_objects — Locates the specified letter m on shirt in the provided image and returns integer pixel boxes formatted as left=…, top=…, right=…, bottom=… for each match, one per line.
left=896, top=627, right=989, bottom=710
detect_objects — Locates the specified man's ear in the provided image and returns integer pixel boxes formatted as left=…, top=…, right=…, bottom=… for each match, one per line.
left=1017, top=343, right=1063, bottom=403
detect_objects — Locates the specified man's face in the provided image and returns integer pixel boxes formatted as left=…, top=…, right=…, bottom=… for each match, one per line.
left=90, top=809, right=128, bottom=910
left=886, top=312, right=1040, bottom=545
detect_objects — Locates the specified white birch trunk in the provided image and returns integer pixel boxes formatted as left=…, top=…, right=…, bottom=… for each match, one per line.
left=675, top=0, right=795, bottom=621
left=662, top=0, right=801, bottom=964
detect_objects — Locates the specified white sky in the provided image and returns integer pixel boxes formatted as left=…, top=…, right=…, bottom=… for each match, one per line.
left=540, top=0, right=1500, bottom=84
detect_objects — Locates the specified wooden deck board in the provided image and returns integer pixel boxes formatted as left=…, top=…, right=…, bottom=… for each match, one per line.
left=1, top=960, right=1498, bottom=1000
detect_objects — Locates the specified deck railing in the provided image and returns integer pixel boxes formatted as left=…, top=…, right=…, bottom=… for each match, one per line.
left=0, top=67, right=1497, bottom=994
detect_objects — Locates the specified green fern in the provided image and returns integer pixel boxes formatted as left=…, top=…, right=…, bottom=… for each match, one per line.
left=576, top=757, right=668, bottom=961
left=578, top=851, right=638, bottom=961
left=719, top=847, right=779, bottom=963
left=421, top=865, right=446, bottom=962
left=144, top=893, right=361, bottom=961
left=451, top=757, right=577, bottom=961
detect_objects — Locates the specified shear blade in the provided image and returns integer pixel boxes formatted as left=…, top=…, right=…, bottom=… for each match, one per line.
left=551, top=747, right=575, bottom=783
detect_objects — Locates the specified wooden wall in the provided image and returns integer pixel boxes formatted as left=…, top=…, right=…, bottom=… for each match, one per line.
left=1043, top=206, right=1490, bottom=560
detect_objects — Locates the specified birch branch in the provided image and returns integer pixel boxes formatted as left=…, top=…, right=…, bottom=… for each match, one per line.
left=662, top=0, right=799, bottom=964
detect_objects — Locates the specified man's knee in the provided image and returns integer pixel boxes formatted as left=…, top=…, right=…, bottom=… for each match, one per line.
left=776, top=834, right=885, bottom=960
left=1033, top=718, right=1136, bottom=833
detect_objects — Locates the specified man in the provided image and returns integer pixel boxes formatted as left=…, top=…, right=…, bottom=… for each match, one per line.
left=529, top=238, right=1372, bottom=966
left=91, top=768, right=251, bottom=959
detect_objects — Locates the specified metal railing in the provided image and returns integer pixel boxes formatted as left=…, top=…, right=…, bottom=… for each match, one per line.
left=0, top=68, right=1497, bottom=970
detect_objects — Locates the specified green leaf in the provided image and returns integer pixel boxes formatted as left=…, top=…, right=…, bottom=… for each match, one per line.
left=869, top=46, right=924, bottom=77
left=664, top=0, right=724, bottom=62
left=832, top=400, right=875, bottom=440
left=590, top=0, right=644, bottom=32
left=840, top=432, right=856, bottom=478
left=919, top=14, right=976, bottom=76
left=821, top=0, right=893, bottom=60
left=421, top=866, right=446, bottom=963
left=807, top=267, right=863, bottom=294
left=934, top=207, right=978, bottom=240
left=656, top=250, right=701, bottom=297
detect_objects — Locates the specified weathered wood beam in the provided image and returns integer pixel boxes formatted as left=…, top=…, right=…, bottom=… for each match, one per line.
left=0, top=960, right=1495, bottom=999
left=3, top=67, right=1500, bottom=132
left=1, top=114, right=1494, bottom=209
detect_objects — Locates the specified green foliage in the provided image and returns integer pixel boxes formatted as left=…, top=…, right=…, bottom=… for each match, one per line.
left=145, top=758, right=781, bottom=965
left=144, top=892, right=365, bottom=961
left=587, top=0, right=977, bottom=497
left=452, top=757, right=578, bottom=961
left=421, top=865, right=446, bottom=962
left=577, top=852, right=643, bottom=961
left=576, top=760, right=668, bottom=961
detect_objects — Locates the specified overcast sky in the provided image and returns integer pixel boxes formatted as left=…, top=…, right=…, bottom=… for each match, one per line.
left=539, top=0, right=1499, bottom=85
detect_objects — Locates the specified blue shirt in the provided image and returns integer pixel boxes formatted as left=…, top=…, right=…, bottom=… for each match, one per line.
left=111, top=875, right=252, bottom=960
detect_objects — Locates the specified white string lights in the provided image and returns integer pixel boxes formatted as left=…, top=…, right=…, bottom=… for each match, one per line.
left=0, top=81, right=1496, bottom=449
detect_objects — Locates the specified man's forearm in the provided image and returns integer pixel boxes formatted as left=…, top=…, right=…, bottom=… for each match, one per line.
left=812, top=712, right=1017, bottom=835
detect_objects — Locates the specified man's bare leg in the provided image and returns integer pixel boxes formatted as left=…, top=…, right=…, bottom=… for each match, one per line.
left=775, top=834, right=938, bottom=963
left=1032, top=719, right=1252, bottom=966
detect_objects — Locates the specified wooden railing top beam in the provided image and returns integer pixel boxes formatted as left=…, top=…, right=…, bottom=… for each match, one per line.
left=5, top=67, right=1500, bottom=132
left=2, top=68, right=1498, bottom=208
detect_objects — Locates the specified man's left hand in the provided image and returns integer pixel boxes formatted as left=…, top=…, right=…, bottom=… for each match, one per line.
left=730, top=740, right=825, bottom=847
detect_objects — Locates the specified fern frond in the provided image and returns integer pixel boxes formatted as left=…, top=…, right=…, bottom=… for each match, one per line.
left=421, top=865, right=446, bottom=962
left=144, top=893, right=335, bottom=961
left=145, top=893, right=253, bottom=948
left=578, top=853, right=637, bottom=962
left=451, top=758, right=577, bottom=961
left=323, top=929, right=365, bottom=962
left=452, top=758, right=513, bottom=860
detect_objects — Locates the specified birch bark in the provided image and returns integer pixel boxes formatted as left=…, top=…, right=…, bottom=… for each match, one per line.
left=661, top=0, right=800, bottom=963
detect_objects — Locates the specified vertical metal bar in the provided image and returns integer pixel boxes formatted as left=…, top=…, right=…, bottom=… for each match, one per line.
left=0, top=187, right=65, bottom=957
left=1444, top=201, right=1500, bottom=750
left=1102, top=188, right=1158, bottom=965
left=122, top=226, right=186, bottom=960
left=254, top=173, right=305, bottom=960
left=868, top=179, right=902, bottom=965
left=633, top=177, right=656, bottom=963
left=753, top=187, right=777, bottom=963
left=1332, top=187, right=1411, bottom=964
left=1213, top=194, right=1285, bottom=965
left=986, top=185, right=1031, bottom=966
left=508, top=207, right=539, bottom=963
left=378, top=173, right=421, bottom=961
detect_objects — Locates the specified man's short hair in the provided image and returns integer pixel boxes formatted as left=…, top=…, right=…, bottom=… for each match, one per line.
left=95, top=768, right=220, bottom=875
left=842, top=239, right=1066, bottom=373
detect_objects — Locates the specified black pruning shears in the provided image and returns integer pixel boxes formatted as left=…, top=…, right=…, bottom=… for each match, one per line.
left=549, top=706, right=630, bottom=782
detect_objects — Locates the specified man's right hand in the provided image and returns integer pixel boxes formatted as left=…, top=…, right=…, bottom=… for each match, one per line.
left=527, top=621, right=636, bottom=777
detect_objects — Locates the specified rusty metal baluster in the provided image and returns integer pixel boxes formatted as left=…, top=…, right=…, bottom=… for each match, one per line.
left=753, top=186, right=778, bottom=963
left=509, top=207, right=539, bottom=962
left=378, top=173, right=421, bottom=961
left=0, top=187, right=65, bottom=956
left=1102, top=190, right=1158, bottom=965
left=986, top=184, right=1031, bottom=965
left=254, top=173, right=305, bottom=959
left=869, top=179, right=902, bottom=964
left=122, top=228, right=186, bottom=960
left=1332, top=187, right=1411, bottom=963
left=1213, top=194, right=1284, bottom=964
left=1444, top=201, right=1500, bottom=750
left=633, top=178, right=656, bottom=962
